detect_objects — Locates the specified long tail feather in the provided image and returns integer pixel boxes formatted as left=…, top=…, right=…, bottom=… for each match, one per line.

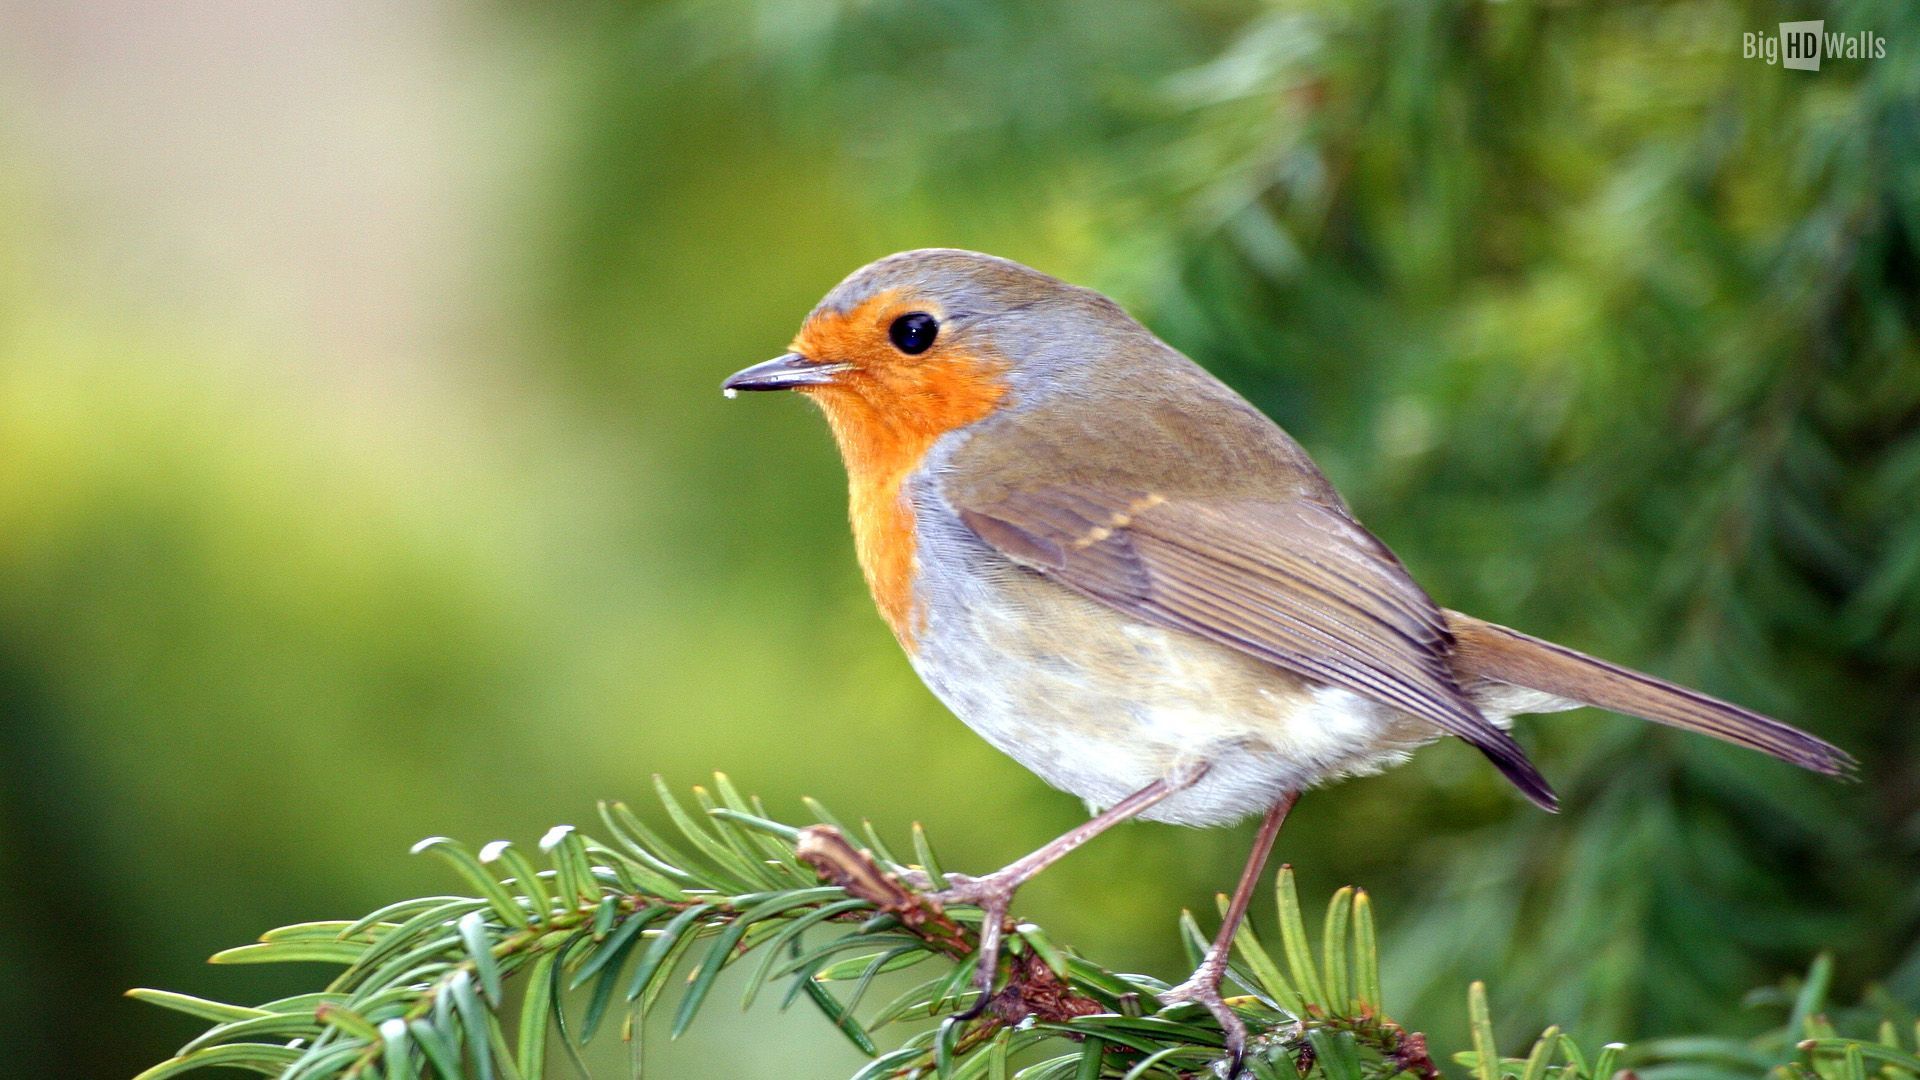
left=1446, top=611, right=1856, bottom=776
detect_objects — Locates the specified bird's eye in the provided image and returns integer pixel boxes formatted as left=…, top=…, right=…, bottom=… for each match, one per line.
left=888, top=312, right=939, bottom=355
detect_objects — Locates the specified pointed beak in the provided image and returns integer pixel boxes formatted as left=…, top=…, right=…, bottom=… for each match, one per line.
left=721, top=353, right=848, bottom=396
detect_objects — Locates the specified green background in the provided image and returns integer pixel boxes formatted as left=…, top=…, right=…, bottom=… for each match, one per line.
left=1, top=0, right=1915, bottom=1075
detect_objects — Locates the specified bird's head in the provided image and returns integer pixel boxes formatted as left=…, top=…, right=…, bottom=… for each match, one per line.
left=723, top=249, right=1148, bottom=470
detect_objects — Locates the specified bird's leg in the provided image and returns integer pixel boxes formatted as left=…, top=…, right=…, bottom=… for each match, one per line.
left=930, top=765, right=1209, bottom=1018
left=1161, top=791, right=1300, bottom=1076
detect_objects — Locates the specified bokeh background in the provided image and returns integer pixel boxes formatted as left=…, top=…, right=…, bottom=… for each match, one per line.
left=2, top=0, right=1916, bottom=1076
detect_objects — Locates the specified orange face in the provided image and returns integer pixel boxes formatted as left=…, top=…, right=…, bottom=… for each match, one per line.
left=787, top=290, right=1009, bottom=459
left=781, top=290, right=1010, bottom=647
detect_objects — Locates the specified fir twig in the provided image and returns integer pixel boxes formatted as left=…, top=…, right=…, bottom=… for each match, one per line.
left=130, top=777, right=1914, bottom=1080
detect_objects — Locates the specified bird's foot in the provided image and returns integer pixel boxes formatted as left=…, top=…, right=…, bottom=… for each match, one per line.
left=1161, top=962, right=1249, bottom=1078
left=924, top=871, right=1021, bottom=1020
left=896, top=867, right=944, bottom=891
left=924, top=871, right=997, bottom=900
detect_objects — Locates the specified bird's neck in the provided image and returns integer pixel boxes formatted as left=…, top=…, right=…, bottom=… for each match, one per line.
left=811, top=393, right=939, bottom=648
left=808, top=384, right=1004, bottom=649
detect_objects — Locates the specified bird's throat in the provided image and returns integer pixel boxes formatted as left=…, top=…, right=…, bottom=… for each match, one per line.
left=810, top=392, right=935, bottom=648
left=807, top=376, right=1005, bottom=650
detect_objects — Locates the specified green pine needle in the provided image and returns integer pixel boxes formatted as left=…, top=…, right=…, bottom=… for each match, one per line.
left=130, top=778, right=1909, bottom=1080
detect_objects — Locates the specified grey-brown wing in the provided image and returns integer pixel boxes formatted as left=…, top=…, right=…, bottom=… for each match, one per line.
left=955, top=486, right=1558, bottom=810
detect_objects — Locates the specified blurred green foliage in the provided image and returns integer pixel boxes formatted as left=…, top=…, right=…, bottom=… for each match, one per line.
left=1, top=0, right=1916, bottom=1076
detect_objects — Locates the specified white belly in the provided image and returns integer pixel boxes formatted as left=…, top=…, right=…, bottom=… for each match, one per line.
left=909, top=567, right=1437, bottom=826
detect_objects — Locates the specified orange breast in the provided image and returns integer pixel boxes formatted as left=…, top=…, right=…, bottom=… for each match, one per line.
left=845, top=432, right=925, bottom=646
left=791, top=293, right=1009, bottom=648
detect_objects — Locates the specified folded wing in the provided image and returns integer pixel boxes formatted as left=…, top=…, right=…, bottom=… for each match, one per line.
left=953, top=484, right=1560, bottom=810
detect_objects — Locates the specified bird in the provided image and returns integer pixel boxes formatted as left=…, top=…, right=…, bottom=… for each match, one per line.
left=722, top=248, right=1853, bottom=1068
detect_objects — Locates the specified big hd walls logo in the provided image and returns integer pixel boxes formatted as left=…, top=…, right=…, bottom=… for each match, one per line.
left=1745, top=21, right=1888, bottom=70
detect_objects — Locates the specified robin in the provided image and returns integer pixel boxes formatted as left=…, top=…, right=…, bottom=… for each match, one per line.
left=722, top=248, right=1852, bottom=1067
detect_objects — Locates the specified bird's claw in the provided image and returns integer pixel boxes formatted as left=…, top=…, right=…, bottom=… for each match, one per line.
left=1161, top=968, right=1249, bottom=1078
left=899, top=868, right=979, bottom=892
left=925, top=871, right=1019, bottom=1020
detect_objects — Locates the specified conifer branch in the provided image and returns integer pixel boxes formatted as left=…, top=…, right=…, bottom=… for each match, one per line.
left=130, top=776, right=1919, bottom=1079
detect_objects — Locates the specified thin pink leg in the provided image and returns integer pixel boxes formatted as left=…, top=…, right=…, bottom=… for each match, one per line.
left=1162, top=791, right=1301, bottom=1074
left=932, top=767, right=1208, bottom=1016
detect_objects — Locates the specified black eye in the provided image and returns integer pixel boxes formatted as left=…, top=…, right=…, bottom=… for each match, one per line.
left=888, top=312, right=938, bottom=355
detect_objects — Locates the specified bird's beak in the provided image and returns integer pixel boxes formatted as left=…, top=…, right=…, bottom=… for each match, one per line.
left=721, top=353, right=849, bottom=396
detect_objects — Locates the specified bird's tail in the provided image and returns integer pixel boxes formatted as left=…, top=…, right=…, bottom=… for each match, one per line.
left=1446, top=610, right=1856, bottom=776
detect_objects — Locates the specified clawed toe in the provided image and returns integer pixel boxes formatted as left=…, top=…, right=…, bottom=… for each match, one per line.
left=900, top=868, right=996, bottom=898
left=925, top=872, right=1018, bottom=1019
left=1161, top=975, right=1249, bottom=1077
left=924, top=872, right=992, bottom=904
left=898, top=867, right=941, bottom=891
